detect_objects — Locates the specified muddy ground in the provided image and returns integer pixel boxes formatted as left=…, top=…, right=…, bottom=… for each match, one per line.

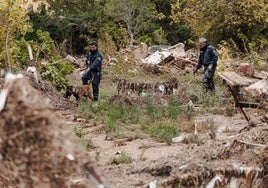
left=0, top=65, right=267, bottom=188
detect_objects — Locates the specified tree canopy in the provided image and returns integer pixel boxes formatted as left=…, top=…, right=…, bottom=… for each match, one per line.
left=171, top=0, right=268, bottom=52
left=105, top=0, right=158, bottom=46
left=0, top=0, right=267, bottom=74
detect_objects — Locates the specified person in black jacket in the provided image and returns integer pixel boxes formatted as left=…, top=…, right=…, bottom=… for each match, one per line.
left=194, top=37, right=218, bottom=93
left=82, top=42, right=103, bottom=101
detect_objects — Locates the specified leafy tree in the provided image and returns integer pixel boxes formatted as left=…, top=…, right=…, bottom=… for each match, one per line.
left=28, top=1, right=108, bottom=54
left=171, top=0, right=268, bottom=52
left=152, top=0, right=192, bottom=46
left=0, top=0, right=32, bottom=70
left=99, top=21, right=129, bottom=56
left=35, top=30, right=74, bottom=90
left=105, top=0, right=158, bottom=46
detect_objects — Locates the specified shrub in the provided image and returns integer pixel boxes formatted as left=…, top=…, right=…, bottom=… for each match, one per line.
left=109, top=151, right=133, bottom=165
left=141, top=123, right=178, bottom=145
left=73, top=126, right=86, bottom=138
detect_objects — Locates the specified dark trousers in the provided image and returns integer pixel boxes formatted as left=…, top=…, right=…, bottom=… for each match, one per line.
left=201, top=64, right=216, bottom=92
left=82, top=70, right=101, bottom=101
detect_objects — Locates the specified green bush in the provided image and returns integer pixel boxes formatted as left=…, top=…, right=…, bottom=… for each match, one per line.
left=73, top=126, right=86, bottom=138
left=41, top=56, right=74, bottom=91
left=141, top=123, right=178, bottom=145
left=109, top=151, right=133, bottom=165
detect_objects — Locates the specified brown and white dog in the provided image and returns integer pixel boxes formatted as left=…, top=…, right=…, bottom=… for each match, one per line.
left=64, top=84, right=94, bottom=103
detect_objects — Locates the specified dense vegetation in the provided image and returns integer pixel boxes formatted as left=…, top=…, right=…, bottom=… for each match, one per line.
left=0, top=0, right=267, bottom=89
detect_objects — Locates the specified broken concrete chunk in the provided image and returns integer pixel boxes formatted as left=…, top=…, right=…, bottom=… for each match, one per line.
left=142, top=51, right=172, bottom=64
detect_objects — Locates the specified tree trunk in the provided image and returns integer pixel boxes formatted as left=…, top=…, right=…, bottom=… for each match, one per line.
left=126, top=22, right=134, bottom=46
left=5, top=28, right=11, bottom=72
left=130, top=33, right=134, bottom=46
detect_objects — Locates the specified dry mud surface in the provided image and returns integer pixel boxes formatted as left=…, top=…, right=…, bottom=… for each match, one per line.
left=62, top=111, right=268, bottom=188
left=0, top=73, right=267, bottom=188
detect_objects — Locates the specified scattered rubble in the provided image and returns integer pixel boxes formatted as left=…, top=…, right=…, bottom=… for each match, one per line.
left=140, top=43, right=197, bottom=73
left=65, top=55, right=86, bottom=68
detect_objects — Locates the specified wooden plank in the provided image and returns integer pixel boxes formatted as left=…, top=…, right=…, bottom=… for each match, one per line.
left=218, top=71, right=256, bottom=87
left=235, top=102, right=259, bottom=108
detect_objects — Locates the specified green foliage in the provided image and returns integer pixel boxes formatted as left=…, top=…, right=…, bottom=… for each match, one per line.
left=30, top=30, right=74, bottom=90
left=0, top=0, right=32, bottom=70
left=82, top=138, right=95, bottom=150
left=35, top=29, right=56, bottom=58
left=27, top=1, right=108, bottom=54
left=8, top=38, right=32, bottom=69
left=73, top=126, right=87, bottom=138
left=99, top=21, right=128, bottom=55
left=105, top=102, right=142, bottom=133
left=105, top=0, right=158, bottom=45
left=74, top=92, right=201, bottom=143
left=41, top=56, right=74, bottom=90
left=171, top=0, right=268, bottom=53
left=109, top=151, right=133, bottom=165
left=152, top=27, right=168, bottom=45
left=141, top=123, right=178, bottom=145
left=73, top=126, right=95, bottom=150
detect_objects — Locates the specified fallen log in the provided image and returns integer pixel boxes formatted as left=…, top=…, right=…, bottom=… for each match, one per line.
left=175, top=56, right=197, bottom=65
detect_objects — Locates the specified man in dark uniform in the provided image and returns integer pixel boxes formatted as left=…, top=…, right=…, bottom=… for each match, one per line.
left=82, top=42, right=103, bottom=101
left=194, top=37, right=218, bottom=93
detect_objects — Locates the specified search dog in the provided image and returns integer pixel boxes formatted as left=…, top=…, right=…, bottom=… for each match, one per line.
left=64, top=83, right=93, bottom=103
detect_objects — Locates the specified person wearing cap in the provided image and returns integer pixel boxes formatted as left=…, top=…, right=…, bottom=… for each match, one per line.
left=194, top=37, right=218, bottom=93
left=82, top=42, right=103, bottom=101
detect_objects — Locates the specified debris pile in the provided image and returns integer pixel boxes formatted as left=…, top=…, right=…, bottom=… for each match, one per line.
left=0, top=77, right=87, bottom=187
left=141, top=43, right=197, bottom=71
left=117, top=77, right=178, bottom=96
left=65, top=55, right=86, bottom=68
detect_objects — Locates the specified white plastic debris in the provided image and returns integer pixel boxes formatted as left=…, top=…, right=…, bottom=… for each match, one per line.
left=66, top=154, right=75, bottom=161
left=27, top=66, right=38, bottom=82
left=0, top=89, right=8, bottom=112
left=172, top=136, right=185, bottom=143
left=5, top=72, right=23, bottom=86
left=142, top=51, right=171, bottom=64
left=76, top=118, right=86, bottom=123
left=229, top=177, right=239, bottom=188
left=0, top=73, right=24, bottom=112
left=149, top=180, right=157, bottom=188
left=206, top=174, right=222, bottom=188
left=141, top=92, right=149, bottom=97
left=66, top=55, right=77, bottom=63
left=158, top=84, right=165, bottom=92
left=194, top=122, right=198, bottom=135
left=187, top=100, right=194, bottom=107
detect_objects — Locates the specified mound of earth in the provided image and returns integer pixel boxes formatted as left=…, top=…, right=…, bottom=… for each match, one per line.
left=0, top=77, right=89, bottom=187
left=26, top=72, right=75, bottom=109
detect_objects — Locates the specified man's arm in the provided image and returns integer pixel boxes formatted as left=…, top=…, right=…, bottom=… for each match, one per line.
left=194, top=54, right=203, bottom=74
left=80, top=53, right=91, bottom=71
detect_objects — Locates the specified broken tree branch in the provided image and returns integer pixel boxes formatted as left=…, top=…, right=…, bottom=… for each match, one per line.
left=234, top=139, right=266, bottom=147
